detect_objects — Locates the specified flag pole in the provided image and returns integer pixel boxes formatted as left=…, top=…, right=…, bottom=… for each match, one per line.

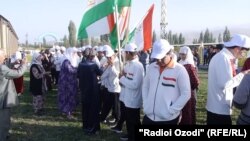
left=114, top=3, right=122, bottom=72
left=122, top=7, right=131, bottom=65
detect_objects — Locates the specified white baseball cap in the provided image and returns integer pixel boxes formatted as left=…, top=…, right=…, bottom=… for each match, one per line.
left=97, top=46, right=104, bottom=52
left=105, top=48, right=115, bottom=57
left=85, top=45, right=92, bottom=49
left=124, top=43, right=137, bottom=52
left=224, top=34, right=250, bottom=48
left=103, top=45, right=112, bottom=51
left=151, top=39, right=172, bottom=59
left=55, top=45, right=60, bottom=50
left=93, top=46, right=98, bottom=51
left=60, top=46, right=66, bottom=52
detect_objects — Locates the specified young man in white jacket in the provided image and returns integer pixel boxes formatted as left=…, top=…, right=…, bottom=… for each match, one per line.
left=206, top=34, right=250, bottom=124
left=142, top=39, right=191, bottom=125
left=100, top=48, right=122, bottom=125
left=119, top=43, right=144, bottom=141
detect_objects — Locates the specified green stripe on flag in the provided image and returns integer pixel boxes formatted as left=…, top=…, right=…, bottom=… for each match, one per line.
left=128, top=28, right=136, bottom=42
left=110, top=26, right=118, bottom=50
left=78, top=0, right=116, bottom=40
left=121, top=27, right=135, bottom=47
left=117, top=0, right=131, bottom=12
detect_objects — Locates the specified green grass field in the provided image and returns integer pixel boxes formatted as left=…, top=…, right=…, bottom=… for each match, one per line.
left=8, top=70, right=240, bottom=141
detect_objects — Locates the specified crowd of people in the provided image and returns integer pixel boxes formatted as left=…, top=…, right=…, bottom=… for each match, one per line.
left=1, top=34, right=250, bottom=141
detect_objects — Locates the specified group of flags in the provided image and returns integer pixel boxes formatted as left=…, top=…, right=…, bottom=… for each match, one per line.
left=77, top=0, right=154, bottom=51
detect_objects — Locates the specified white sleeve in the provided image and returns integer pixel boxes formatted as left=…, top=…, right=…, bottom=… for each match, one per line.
left=142, top=66, right=150, bottom=101
left=216, top=58, right=232, bottom=90
left=119, top=64, right=144, bottom=90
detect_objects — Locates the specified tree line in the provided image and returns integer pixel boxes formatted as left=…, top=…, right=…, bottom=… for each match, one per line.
left=29, top=20, right=232, bottom=48
left=192, top=26, right=231, bottom=44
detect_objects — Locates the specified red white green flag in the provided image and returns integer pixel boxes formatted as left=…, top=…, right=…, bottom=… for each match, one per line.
left=78, top=0, right=116, bottom=39
left=78, top=0, right=131, bottom=50
left=133, top=4, right=154, bottom=51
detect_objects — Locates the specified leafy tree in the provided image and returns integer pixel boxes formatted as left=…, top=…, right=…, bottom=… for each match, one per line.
left=63, top=35, right=69, bottom=47
left=179, top=33, right=185, bottom=44
left=43, top=37, right=46, bottom=47
left=223, top=26, right=231, bottom=42
left=79, top=39, right=90, bottom=46
left=209, top=33, right=216, bottom=43
left=218, top=33, right=223, bottom=43
left=172, top=34, right=178, bottom=44
left=193, top=39, right=198, bottom=44
left=91, top=37, right=100, bottom=46
left=198, top=32, right=204, bottom=43
left=198, top=28, right=216, bottom=43
left=100, top=34, right=109, bottom=44
left=204, top=28, right=210, bottom=43
left=68, top=20, right=77, bottom=46
left=25, top=40, right=29, bottom=47
left=167, top=30, right=173, bottom=44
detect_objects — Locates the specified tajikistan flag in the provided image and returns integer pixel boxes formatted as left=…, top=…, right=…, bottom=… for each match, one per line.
left=131, top=4, right=154, bottom=51
left=78, top=0, right=131, bottom=47
left=78, top=0, right=116, bottom=39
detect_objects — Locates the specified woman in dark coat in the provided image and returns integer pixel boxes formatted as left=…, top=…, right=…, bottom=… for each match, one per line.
left=29, top=52, right=47, bottom=115
left=78, top=49, right=102, bottom=135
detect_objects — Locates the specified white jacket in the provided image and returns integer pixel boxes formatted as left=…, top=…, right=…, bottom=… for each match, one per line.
left=54, top=52, right=63, bottom=71
left=119, top=58, right=144, bottom=108
left=206, top=48, right=245, bottom=115
left=101, top=58, right=122, bottom=93
left=142, top=62, right=191, bottom=121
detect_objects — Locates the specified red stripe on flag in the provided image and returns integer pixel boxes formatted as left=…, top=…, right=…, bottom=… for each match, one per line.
left=163, top=77, right=176, bottom=82
left=107, top=13, right=115, bottom=32
left=143, top=4, right=154, bottom=51
left=120, top=7, right=130, bottom=38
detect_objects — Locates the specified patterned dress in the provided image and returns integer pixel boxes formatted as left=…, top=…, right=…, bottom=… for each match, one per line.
left=30, top=64, right=47, bottom=113
left=58, top=59, right=78, bottom=116
left=179, top=64, right=199, bottom=125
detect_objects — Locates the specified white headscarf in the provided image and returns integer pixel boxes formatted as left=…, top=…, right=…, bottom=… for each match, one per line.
left=63, top=47, right=78, bottom=68
left=10, top=51, right=22, bottom=63
left=31, top=52, right=42, bottom=65
left=178, top=46, right=195, bottom=66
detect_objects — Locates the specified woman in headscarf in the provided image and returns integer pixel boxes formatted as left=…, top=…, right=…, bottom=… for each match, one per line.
left=178, top=46, right=199, bottom=124
left=29, top=52, right=47, bottom=115
left=78, top=49, right=102, bottom=135
left=57, top=47, right=78, bottom=119
left=10, top=51, right=24, bottom=96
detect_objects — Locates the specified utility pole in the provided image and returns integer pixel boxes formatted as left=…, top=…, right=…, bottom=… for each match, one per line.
left=160, top=0, right=167, bottom=39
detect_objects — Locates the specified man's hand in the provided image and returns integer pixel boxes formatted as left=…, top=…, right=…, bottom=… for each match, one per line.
left=242, top=69, right=250, bottom=74
left=119, top=70, right=126, bottom=78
